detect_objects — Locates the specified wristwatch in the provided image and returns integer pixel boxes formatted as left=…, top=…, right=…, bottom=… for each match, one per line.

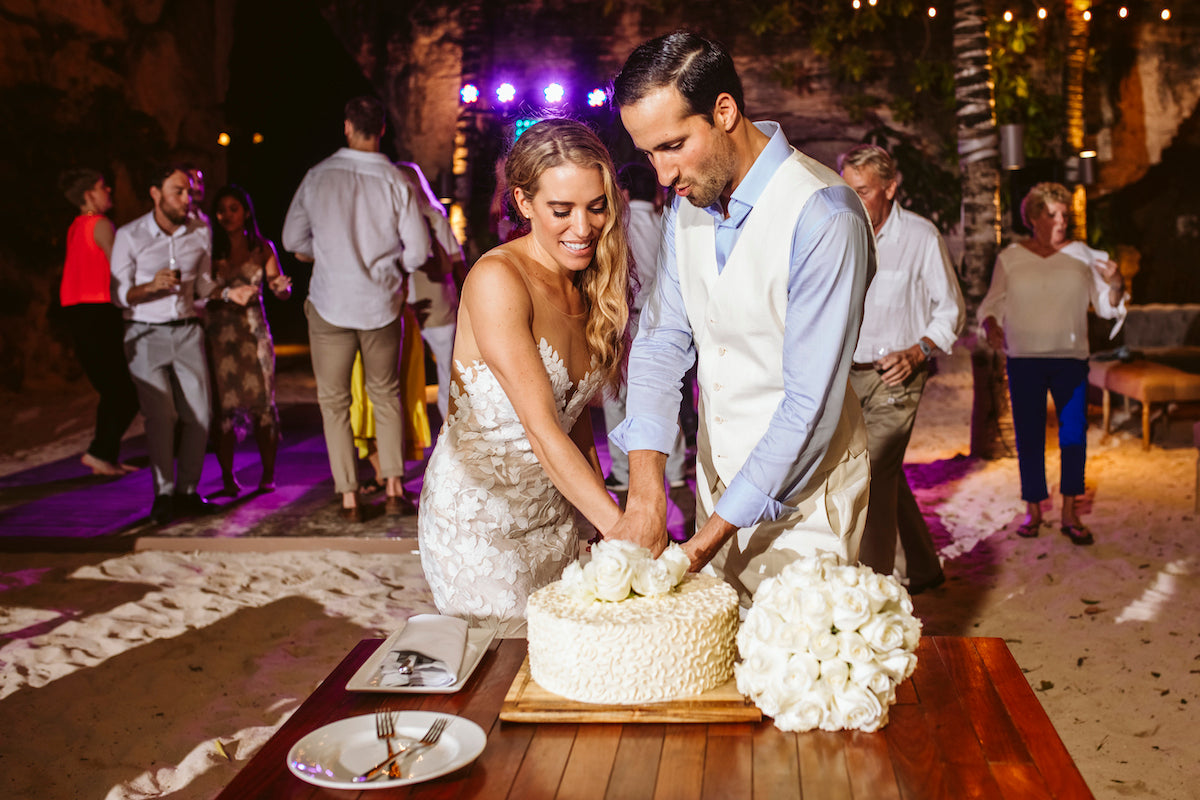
left=917, top=339, right=933, bottom=358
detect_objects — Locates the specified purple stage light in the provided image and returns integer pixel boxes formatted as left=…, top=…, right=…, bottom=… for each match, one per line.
left=543, top=83, right=565, bottom=104
left=460, top=84, right=480, bottom=104
left=587, top=88, right=607, bottom=107
left=497, top=83, right=516, bottom=103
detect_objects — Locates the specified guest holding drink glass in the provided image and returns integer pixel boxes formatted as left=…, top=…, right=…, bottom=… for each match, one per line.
left=978, top=182, right=1127, bottom=544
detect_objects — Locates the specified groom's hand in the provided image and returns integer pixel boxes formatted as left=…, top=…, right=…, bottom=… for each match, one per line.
left=605, top=506, right=669, bottom=557
left=682, top=513, right=738, bottom=572
left=604, top=450, right=670, bottom=555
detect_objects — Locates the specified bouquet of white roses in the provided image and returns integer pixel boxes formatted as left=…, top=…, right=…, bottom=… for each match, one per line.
left=561, top=540, right=691, bottom=602
left=735, top=551, right=921, bottom=732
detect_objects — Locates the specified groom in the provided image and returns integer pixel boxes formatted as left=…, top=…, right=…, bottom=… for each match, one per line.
left=606, top=31, right=875, bottom=607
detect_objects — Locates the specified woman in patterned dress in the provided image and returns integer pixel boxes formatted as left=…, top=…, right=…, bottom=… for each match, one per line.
left=205, top=185, right=292, bottom=495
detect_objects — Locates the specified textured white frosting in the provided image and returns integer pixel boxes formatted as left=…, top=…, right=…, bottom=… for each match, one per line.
left=527, top=573, right=739, bottom=704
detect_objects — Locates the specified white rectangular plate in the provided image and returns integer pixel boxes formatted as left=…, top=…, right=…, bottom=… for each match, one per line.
left=346, top=625, right=496, bottom=693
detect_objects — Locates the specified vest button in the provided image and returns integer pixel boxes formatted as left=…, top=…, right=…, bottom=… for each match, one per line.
left=714, top=383, right=723, bottom=391
left=718, top=346, right=727, bottom=356
left=714, top=415, right=724, bottom=424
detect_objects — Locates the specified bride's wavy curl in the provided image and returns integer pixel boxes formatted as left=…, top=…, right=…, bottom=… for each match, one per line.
left=504, top=119, right=633, bottom=389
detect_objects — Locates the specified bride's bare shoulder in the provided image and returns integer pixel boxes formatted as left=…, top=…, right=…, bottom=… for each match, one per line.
left=462, top=243, right=532, bottom=308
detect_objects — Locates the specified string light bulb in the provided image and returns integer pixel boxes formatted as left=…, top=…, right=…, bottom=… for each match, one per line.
left=1161, top=8, right=1171, bottom=20
left=852, top=0, right=860, bottom=8
left=928, top=6, right=936, bottom=17
left=868, top=0, right=877, bottom=6
left=1083, top=9, right=1091, bottom=21
left=1037, top=7, right=1047, bottom=19
left=1004, top=10, right=1013, bottom=21
left=217, top=132, right=231, bottom=147
left=1118, top=6, right=1128, bottom=18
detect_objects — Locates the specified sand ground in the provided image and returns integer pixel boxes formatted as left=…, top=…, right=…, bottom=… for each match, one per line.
left=1, top=347, right=1198, bottom=799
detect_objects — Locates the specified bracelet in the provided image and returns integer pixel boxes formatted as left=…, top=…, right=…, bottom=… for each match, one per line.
left=221, top=287, right=231, bottom=302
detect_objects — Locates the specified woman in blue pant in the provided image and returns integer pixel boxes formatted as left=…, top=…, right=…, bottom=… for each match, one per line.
left=979, top=183, right=1127, bottom=544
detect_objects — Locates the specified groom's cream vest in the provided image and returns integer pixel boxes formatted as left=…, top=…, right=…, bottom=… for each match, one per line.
left=676, top=148, right=869, bottom=602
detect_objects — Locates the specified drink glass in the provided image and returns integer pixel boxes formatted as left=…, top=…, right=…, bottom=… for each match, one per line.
left=873, top=346, right=890, bottom=375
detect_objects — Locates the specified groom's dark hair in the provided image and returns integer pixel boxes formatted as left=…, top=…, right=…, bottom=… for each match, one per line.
left=612, top=31, right=745, bottom=124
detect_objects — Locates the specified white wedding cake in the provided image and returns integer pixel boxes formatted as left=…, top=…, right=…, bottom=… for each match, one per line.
left=526, top=541, right=739, bottom=705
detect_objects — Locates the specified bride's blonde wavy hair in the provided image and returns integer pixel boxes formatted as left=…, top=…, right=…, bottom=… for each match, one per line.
left=505, top=118, right=633, bottom=388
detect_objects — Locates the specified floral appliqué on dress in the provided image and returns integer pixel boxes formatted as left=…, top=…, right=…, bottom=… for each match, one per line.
left=417, top=339, right=603, bottom=637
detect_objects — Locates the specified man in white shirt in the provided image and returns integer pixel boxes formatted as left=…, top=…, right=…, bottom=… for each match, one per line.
left=602, top=162, right=687, bottom=493
left=282, top=96, right=431, bottom=521
left=110, top=164, right=253, bottom=524
left=840, top=144, right=966, bottom=593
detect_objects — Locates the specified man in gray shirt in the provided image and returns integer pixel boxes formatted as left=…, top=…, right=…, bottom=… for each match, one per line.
left=282, top=96, right=430, bottom=521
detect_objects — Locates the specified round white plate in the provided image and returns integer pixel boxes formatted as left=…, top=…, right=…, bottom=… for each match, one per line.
left=287, top=710, right=486, bottom=790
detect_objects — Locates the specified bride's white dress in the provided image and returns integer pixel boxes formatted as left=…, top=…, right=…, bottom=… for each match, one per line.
left=418, top=338, right=604, bottom=637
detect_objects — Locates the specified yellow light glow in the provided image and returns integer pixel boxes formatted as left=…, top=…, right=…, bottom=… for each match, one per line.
left=251, top=132, right=264, bottom=144
left=1083, top=9, right=1091, bottom=21
left=1037, top=7, right=1047, bottom=19
left=1162, top=9, right=1171, bottom=21
left=1119, top=6, right=1128, bottom=18
left=217, top=132, right=231, bottom=147
left=928, top=6, right=936, bottom=17
left=868, top=0, right=877, bottom=6
left=852, top=0, right=860, bottom=7
left=1080, top=150, right=1097, bottom=158
left=1004, top=10, right=1013, bottom=21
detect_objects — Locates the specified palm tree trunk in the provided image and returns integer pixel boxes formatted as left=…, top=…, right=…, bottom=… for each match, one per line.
left=1066, top=0, right=1090, bottom=241
left=955, top=0, right=1014, bottom=459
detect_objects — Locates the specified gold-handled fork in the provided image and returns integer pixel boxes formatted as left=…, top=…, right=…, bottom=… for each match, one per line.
left=356, top=716, right=446, bottom=782
left=376, top=710, right=397, bottom=761
left=388, top=717, right=448, bottom=779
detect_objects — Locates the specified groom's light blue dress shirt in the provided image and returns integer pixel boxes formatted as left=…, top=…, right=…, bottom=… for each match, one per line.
left=609, top=122, right=873, bottom=529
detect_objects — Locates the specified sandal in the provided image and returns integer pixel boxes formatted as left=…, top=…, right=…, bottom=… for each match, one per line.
left=358, top=479, right=384, bottom=496
left=1016, top=520, right=1042, bottom=538
left=1060, top=523, right=1095, bottom=546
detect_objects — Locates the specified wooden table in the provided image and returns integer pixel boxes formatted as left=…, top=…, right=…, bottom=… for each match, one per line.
left=216, top=636, right=1094, bottom=799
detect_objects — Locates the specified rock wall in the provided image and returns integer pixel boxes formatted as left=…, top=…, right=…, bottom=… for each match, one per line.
left=0, top=0, right=232, bottom=389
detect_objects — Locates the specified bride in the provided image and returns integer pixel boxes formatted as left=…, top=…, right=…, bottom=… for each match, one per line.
left=418, top=119, right=632, bottom=635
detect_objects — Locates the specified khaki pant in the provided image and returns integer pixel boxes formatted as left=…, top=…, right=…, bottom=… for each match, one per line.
left=699, top=434, right=870, bottom=610
left=305, top=299, right=405, bottom=494
left=850, top=367, right=941, bottom=584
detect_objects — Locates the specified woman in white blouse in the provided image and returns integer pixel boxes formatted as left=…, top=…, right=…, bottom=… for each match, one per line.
left=978, top=182, right=1126, bottom=545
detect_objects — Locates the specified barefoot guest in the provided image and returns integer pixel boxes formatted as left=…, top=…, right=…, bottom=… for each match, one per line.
left=57, top=168, right=142, bottom=477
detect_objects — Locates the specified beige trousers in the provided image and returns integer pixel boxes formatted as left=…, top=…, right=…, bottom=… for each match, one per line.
left=699, top=441, right=870, bottom=610
left=305, top=299, right=405, bottom=494
left=850, top=367, right=942, bottom=584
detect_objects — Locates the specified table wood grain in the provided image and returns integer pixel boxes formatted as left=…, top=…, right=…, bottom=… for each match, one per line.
left=215, top=636, right=1094, bottom=799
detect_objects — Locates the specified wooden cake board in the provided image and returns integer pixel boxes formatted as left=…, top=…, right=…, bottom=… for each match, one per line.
left=500, top=656, right=762, bottom=723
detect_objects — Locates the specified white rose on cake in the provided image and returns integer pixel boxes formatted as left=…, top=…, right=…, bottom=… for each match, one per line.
left=734, top=551, right=922, bottom=733
left=589, top=540, right=638, bottom=601
left=564, top=540, right=693, bottom=603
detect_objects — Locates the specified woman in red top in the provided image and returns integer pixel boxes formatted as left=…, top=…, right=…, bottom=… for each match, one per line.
left=58, top=168, right=141, bottom=476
